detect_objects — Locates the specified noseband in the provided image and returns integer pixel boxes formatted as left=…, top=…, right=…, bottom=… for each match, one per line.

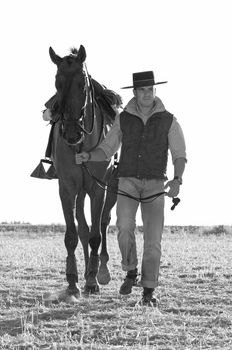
left=60, top=63, right=96, bottom=146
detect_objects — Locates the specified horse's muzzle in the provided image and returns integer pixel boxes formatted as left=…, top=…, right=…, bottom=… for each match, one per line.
left=61, top=123, right=84, bottom=146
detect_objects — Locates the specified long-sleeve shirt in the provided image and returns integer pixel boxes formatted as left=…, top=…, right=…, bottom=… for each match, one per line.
left=98, top=96, right=187, bottom=164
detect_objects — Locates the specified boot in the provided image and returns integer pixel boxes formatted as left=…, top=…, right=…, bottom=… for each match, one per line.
left=140, top=287, right=157, bottom=306
left=119, top=268, right=138, bottom=295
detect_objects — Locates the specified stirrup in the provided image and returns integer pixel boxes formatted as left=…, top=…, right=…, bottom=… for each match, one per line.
left=30, top=159, right=57, bottom=179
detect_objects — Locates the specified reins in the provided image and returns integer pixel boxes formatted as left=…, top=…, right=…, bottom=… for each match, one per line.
left=79, top=64, right=96, bottom=135
left=82, top=163, right=180, bottom=210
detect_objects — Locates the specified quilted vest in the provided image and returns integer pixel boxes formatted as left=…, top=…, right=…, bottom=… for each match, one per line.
left=117, top=110, right=173, bottom=179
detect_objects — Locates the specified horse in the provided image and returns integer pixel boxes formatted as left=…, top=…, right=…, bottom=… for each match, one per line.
left=48, top=45, right=121, bottom=296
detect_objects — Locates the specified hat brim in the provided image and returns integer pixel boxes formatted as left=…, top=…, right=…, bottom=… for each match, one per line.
left=121, top=81, right=168, bottom=89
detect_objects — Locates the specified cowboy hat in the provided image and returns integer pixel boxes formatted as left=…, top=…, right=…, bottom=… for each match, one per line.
left=121, top=71, right=167, bottom=89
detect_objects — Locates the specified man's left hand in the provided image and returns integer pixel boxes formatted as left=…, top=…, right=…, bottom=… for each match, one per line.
left=164, top=180, right=180, bottom=198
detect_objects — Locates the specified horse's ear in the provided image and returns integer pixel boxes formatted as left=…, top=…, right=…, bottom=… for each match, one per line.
left=49, top=47, right=62, bottom=65
left=77, top=45, right=86, bottom=63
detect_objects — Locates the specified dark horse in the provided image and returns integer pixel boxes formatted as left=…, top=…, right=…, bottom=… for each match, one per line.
left=48, top=45, right=120, bottom=296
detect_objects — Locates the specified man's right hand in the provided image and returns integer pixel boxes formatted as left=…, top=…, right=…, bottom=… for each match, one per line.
left=75, top=152, right=90, bottom=164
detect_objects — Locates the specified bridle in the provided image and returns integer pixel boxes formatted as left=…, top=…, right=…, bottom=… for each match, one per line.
left=59, top=63, right=96, bottom=146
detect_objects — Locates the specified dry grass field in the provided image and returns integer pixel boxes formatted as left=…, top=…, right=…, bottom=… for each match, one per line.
left=0, top=226, right=231, bottom=350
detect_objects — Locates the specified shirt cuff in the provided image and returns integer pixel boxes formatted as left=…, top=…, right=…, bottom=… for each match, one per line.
left=97, top=143, right=115, bottom=160
left=172, top=154, right=187, bottom=164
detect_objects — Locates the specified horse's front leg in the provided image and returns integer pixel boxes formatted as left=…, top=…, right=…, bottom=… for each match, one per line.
left=84, top=185, right=105, bottom=294
left=75, top=189, right=90, bottom=280
left=98, top=174, right=118, bottom=285
left=59, top=183, right=80, bottom=297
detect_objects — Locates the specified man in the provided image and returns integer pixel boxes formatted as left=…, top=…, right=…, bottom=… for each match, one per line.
left=75, top=71, right=187, bottom=306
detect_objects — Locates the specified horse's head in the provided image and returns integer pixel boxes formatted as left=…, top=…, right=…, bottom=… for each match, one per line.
left=49, top=45, right=88, bottom=145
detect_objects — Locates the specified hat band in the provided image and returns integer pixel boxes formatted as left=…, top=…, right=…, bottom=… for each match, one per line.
left=134, top=79, right=154, bottom=87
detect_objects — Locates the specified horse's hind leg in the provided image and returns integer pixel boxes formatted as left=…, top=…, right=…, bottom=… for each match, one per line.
left=75, top=190, right=89, bottom=280
left=59, top=184, right=80, bottom=297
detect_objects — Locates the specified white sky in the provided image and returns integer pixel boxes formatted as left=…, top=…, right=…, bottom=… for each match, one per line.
left=0, top=0, right=231, bottom=226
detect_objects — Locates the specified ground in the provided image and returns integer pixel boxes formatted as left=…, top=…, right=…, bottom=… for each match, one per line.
left=0, top=226, right=231, bottom=349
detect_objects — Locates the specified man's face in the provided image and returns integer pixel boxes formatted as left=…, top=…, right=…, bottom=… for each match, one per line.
left=133, top=86, right=156, bottom=108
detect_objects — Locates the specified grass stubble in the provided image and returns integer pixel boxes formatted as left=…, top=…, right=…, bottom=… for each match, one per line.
left=0, top=227, right=231, bottom=350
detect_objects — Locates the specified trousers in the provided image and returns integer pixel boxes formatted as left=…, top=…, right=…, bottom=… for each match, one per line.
left=116, top=177, right=165, bottom=288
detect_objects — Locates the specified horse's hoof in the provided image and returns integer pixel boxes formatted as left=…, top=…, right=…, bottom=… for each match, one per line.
left=97, top=266, right=111, bottom=285
left=83, top=283, right=100, bottom=295
left=65, top=294, right=79, bottom=304
left=67, top=286, right=81, bottom=298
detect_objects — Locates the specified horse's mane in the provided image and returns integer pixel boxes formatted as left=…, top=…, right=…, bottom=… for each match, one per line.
left=70, top=47, right=79, bottom=56
left=92, top=79, right=122, bottom=126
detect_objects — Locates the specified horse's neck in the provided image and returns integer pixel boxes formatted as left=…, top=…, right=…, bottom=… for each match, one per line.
left=82, top=108, right=106, bottom=152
